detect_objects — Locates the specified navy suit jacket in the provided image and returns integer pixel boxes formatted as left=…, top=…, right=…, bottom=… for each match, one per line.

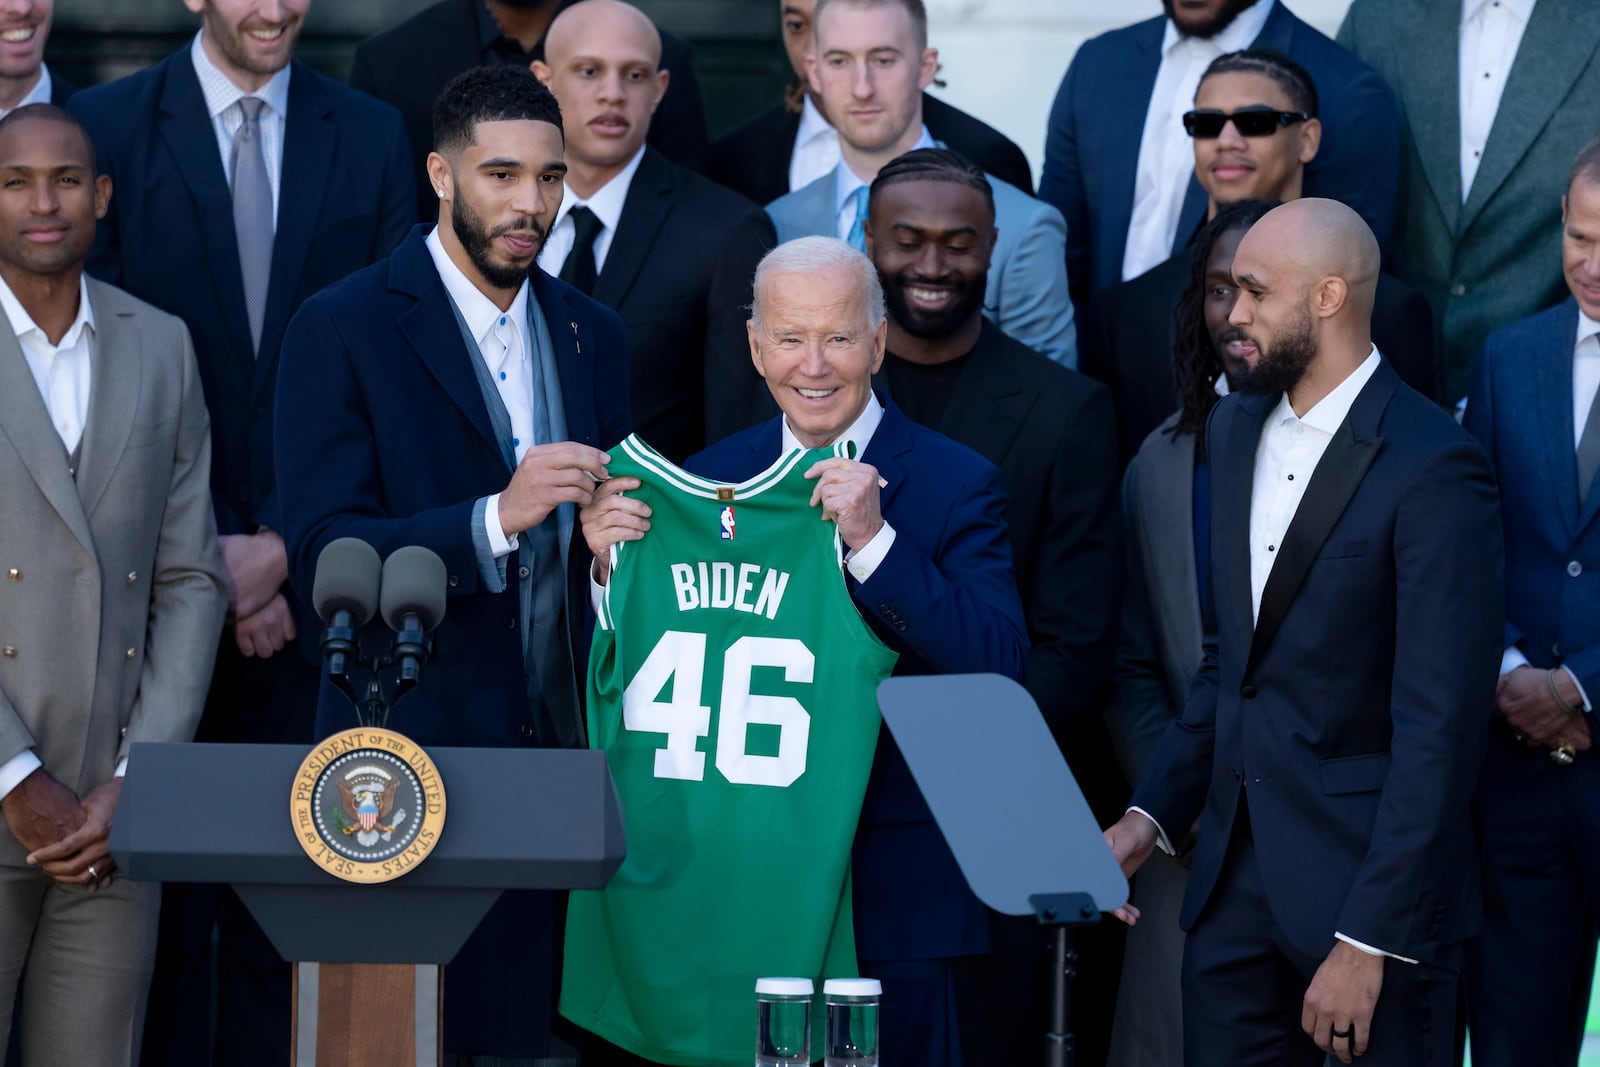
left=1133, top=360, right=1502, bottom=965
left=1465, top=299, right=1600, bottom=705
left=69, top=53, right=416, bottom=540
left=273, top=227, right=629, bottom=1056
left=275, top=226, right=630, bottom=748
left=688, top=398, right=1028, bottom=960
left=1041, top=0, right=1400, bottom=311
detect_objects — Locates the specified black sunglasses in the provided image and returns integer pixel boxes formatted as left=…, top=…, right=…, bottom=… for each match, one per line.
left=1183, top=108, right=1311, bottom=139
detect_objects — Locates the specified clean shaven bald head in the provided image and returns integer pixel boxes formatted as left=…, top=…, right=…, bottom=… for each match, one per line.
left=543, top=0, right=662, bottom=68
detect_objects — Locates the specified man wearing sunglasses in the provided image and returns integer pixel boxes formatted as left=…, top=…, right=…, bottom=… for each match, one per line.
left=1041, top=0, right=1399, bottom=320
left=1083, top=49, right=1435, bottom=466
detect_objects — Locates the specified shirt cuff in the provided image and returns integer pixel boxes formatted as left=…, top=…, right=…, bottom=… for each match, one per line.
left=844, top=522, right=896, bottom=582
left=589, top=564, right=606, bottom=617
left=484, top=493, right=519, bottom=558
left=0, top=749, right=42, bottom=800
left=1500, top=645, right=1530, bottom=676
left=1127, top=806, right=1175, bottom=856
left=114, top=758, right=128, bottom=779
left=1562, top=666, right=1593, bottom=712
left=1334, top=932, right=1419, bottom=965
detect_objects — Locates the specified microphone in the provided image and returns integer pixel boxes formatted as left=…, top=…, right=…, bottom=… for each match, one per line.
left=379, top=546, right=448, bottom=686
left=311, top=538, right=381, bottom=679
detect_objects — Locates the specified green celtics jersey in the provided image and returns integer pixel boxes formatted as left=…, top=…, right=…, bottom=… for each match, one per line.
left=560, top=434, right=897, bottom=1066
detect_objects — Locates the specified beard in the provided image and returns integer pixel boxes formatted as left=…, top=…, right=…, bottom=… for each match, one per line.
left=878, top=268, right=988, bottom=340
left=1210, top=324, right=1252, bottom=382
left=452, top=190, right=545, bottom=290
left=1231, top=306, right=1316, bottom=396
left=1161, top=0, right=1260, bottom=39
left=201, top=4, right=301, bottom=78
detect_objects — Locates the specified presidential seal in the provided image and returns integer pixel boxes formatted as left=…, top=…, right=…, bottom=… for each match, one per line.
left=290, top=727, right=446, bottom=884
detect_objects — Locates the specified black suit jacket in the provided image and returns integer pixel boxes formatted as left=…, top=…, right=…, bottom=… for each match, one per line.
left=70, top=54, right=416, bottom=541
left=583, top=147, right=774, bottom=463
left=879, top=321, right=1119, bottom=734
left=1132, top=360, right=1503, bottom=964
left=350, top=0, right=710, bottom=222
left=709, top=91, right=1034, bottom=207
left=1083, top=253, right=1438, bottom=466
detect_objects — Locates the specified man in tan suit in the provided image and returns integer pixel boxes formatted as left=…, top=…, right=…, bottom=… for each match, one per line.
left=0, top=104, right=226, bottom=1066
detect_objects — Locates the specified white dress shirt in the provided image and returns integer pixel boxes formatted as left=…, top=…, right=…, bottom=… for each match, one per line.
left=1133, top=349, right=1415, bottom=963
left=589, top=393, right=897, bottom=611
left=1499, top=309, right=1600, bottom=708
left=833, top=126, right=936, bottom=241
left=790, top=94, right=841, bottom=194
left=1459, top=0, right=1533, bottom=199
left=1250, top=349, right=1382, bottom=622
left=0, top=274, right=99, bottom=800
left=540, top=144, right=647, bottom=277
left=0, top=64, right=53, bottom=119
left=1121, top=0, right=1273, bottom=282
left=426, top=227, right=534, bottom=558
left=191, top=31, right=290, bottom=229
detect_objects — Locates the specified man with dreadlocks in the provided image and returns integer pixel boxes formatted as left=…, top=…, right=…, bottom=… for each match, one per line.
left=1104, top=197, right=1272, bottom=1067
left=861, top=145, right=1123, bottom=1065
left=1084, top=48, right=1435, bottom=465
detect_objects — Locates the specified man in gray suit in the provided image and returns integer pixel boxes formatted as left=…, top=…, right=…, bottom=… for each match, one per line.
left=765, top=0, right=1075, bottom=367
left=1104, top=198, right=1275, bottom=1067
left=1339, top=0, right=1600, bottom=405
left=0, top=104, right=226, bottom=1066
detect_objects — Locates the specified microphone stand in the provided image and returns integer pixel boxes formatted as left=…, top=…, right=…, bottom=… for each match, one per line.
left=324, top=628, right=433, bottom=729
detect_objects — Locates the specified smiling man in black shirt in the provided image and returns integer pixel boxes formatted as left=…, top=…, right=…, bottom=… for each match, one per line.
left=863, top=146, right=1124, bottom=1065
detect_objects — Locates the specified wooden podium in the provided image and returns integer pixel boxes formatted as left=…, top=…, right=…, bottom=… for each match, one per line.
left=110, top=742, right=626, bottom=1065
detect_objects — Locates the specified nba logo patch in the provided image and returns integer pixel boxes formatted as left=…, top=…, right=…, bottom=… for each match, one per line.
left=719, top=506, right=736, bottom=540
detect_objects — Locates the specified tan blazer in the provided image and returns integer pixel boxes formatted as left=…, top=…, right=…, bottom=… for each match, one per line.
left=0, top=277, right=227, bottom=866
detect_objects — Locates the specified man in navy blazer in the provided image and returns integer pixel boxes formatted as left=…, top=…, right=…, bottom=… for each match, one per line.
left=275, top=65, right=629, bottom=1060
left=67, top=6, right=415, bottom=1063
left=1042, top=0, right=1399, bottom=315
left=583, top=236, right=1026, bottom=1067
left=1461, top=142, right=1600, bottom=1067
left=1105, top=200, right=1502, bottom=1067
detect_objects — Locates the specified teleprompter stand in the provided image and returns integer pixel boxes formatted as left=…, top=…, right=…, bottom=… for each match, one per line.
left=877, top=674, right=1127, bottom=1067
left=110, top=742, right=625, bottom=1065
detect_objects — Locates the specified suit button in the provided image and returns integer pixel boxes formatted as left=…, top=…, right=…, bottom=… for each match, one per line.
left=1554, top=642, right=1563, bottom=658
left=894, top=620, right=908, bottom=631
left=1569, top=561, right=1584, bottom=577
left=521, top=723, right=535, bottom=741
left=447, top=574, right=459, bottom=588
left=518, top=566, right=530, bottom=580
left=126, top=571, right=138, bottom=585
left=1, top=647, right=14, bottom=658
left=1450, top=283, right=1467, bottom=296
left=1240, top=684, right=1258, bottom=699
left=5, top=568, right=18, bottom=581
left=504, top=615, right=516, bottom=629
left=125, top=648, right=137, bottom=660
left=119, top=726, right=128, bottom=739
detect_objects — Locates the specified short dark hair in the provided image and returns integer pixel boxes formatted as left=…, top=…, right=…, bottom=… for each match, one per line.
left=813, top=0, right=929, bottom=50
left=433, top=66, right=563, bottom=158
left=1570, top=137, right=1600, bottom=194
left=1197, top=48, right=1319, bottom=117
left=1172, top=198, right=1280, bottom=459
left=0, top=103, right=98, bottom=174
left=869, top=147, right=994, bottom=217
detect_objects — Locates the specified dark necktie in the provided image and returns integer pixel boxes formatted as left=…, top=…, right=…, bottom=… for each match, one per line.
left=231, top=96, right=273, bottom=356
left=560, top=205, right=604, bottom=295
left=1577, top=365, right=1600, bottom=507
